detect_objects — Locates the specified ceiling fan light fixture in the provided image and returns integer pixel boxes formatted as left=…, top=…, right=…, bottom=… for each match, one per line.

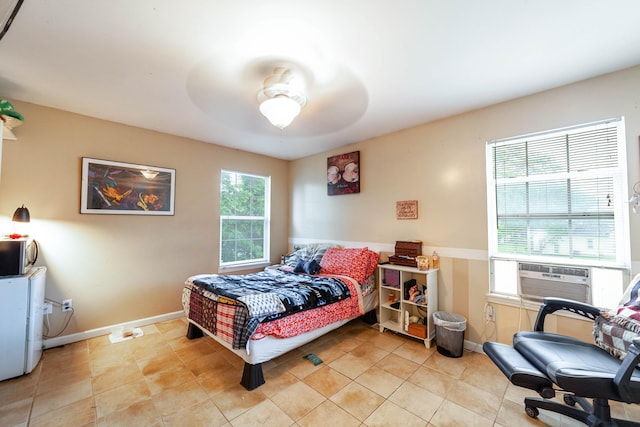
left=259, top=96, right=301, bottom=130
left=257, top=67, right=307, bottom=130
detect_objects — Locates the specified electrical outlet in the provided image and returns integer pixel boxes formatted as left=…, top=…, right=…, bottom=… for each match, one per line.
left=62, top=299, right=73, bottom=312
left=485, top=304, right=496, bottom=322
left=43, top=302, right=53, bottom=314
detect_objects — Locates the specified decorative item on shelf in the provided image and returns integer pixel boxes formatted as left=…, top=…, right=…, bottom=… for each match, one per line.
left=0, top=99, right=24, bottom=140
left=383, top=268, right=400, bottom=288
left=432, top=251, right=440, bottom=269
left=389, top=240, right=422, bottom=267
left=416, top=255, right=429, bottom=271
left=403, top=279, right=417, bottom=300
left=413, top=285, right=426, bottom=305
left=405, top=280, right=426, bottom=305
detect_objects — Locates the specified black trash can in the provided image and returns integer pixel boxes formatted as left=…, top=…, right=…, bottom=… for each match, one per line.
left=433, top=311, right=466, bottom=358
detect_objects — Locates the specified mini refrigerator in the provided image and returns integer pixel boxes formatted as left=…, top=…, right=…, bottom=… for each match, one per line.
left=0, top=267, right=46, bottom=381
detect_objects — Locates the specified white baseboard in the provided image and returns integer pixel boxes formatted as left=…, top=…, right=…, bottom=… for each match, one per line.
left=42, top=311, right=185, bottom=349
left=464, top=339, right=484, bottom=354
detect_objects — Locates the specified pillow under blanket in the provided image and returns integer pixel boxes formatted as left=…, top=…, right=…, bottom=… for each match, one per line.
left=294, top=258, right=321, bottom=275
left=284, top=243, right=340, bottom=268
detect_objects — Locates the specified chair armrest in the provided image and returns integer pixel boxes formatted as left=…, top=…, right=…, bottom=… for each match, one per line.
left=534, top=297, right=602, bottom=332
left=614, top=336, right=640, bottom=403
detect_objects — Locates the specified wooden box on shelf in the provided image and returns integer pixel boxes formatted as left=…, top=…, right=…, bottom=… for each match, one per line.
left=408, top=323, right=427, bottom=339
left=388, top=240, right=422, bottom=268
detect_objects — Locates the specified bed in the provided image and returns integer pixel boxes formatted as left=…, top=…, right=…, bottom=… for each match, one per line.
left=181, top=245, right=379, bottom=390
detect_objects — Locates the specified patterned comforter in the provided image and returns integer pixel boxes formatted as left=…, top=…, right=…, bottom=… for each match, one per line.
left=182, top=268, right=364, bottom=349
left=594, top=273, right=640, bottom=359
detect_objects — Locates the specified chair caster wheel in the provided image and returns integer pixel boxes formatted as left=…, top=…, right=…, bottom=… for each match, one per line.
left=563, top=394, right=576, bottom=406
left=525, top=406, right=539, bottom=419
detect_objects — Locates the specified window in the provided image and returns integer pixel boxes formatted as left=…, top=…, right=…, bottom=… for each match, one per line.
left=486, top=118, right=630, bottom=307
left=220, top=170, right=270, bottom=267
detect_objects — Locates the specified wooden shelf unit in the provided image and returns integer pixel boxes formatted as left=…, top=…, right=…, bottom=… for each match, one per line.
left=378, top=263, right=438, bottom=347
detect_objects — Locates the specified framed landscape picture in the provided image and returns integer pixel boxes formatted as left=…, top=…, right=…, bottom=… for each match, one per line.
left=81, top=157, right=175, bottom=215
left=327, top=150, right=360, bottom=195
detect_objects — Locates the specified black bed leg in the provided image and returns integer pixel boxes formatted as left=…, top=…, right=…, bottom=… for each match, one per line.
left=186, top=323, right=204, bottom=339
left=240, top=362, right=265, bottom=391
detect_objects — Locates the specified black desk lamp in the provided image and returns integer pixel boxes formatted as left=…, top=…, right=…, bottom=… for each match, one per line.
left=10, top=204, right=30, bottom=238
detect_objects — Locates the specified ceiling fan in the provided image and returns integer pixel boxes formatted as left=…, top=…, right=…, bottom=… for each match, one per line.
left=257, top=67, right=308, bottom=130
left=0, top=0, right=23, bottom=42
left=186, top=54, right=369, bottom=137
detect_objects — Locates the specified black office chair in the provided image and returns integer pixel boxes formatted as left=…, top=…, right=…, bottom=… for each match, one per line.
left=483, top=298, right=640, bottom=427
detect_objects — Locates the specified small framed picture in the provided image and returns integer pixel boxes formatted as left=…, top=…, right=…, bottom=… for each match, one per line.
left=396, top=200, right=418, bottom=219
left=81, top=157, right=175, bottom=215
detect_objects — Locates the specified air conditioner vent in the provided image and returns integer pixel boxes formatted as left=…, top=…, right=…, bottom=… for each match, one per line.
left=519, top=263, right=590, bottom=278
left=555, top=266, right=589, bottom=278
left=518, top=262, right=591, bottom=303
left=519, top=263, right=552, bottom=274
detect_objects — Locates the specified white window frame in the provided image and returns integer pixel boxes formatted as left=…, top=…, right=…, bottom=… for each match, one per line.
left=219, top=170, right=271, bottom=271
left=486, top=118, right=631, bottom=308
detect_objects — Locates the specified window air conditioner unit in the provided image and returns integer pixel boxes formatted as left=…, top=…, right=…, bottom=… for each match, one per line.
left=518, top=262, right=591, bottom=303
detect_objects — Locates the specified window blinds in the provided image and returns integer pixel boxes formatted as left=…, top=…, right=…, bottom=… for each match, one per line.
left=489, top=119, right=623, bottom=262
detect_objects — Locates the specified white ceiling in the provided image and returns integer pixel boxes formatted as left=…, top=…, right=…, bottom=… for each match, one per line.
left=2, top=1, right=640, bottom=160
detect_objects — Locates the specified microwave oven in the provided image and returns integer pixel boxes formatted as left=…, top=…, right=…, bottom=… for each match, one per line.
left=0, top=238, right=38, bottom=276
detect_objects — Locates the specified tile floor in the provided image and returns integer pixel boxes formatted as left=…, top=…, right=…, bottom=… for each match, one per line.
left=1, top=317, right=638, bottom=426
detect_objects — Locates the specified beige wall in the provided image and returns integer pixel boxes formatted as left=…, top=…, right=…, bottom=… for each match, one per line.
left=289, top=65, right=640, bottom=346
left=0, top=102, right=289, bottom=335
left=3, top=66, right=638, bottom=346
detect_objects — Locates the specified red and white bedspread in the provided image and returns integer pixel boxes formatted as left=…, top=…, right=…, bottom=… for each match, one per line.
left=252, top=273, right=364, bottom=340
left=182, top=273, right=365, bottom=348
